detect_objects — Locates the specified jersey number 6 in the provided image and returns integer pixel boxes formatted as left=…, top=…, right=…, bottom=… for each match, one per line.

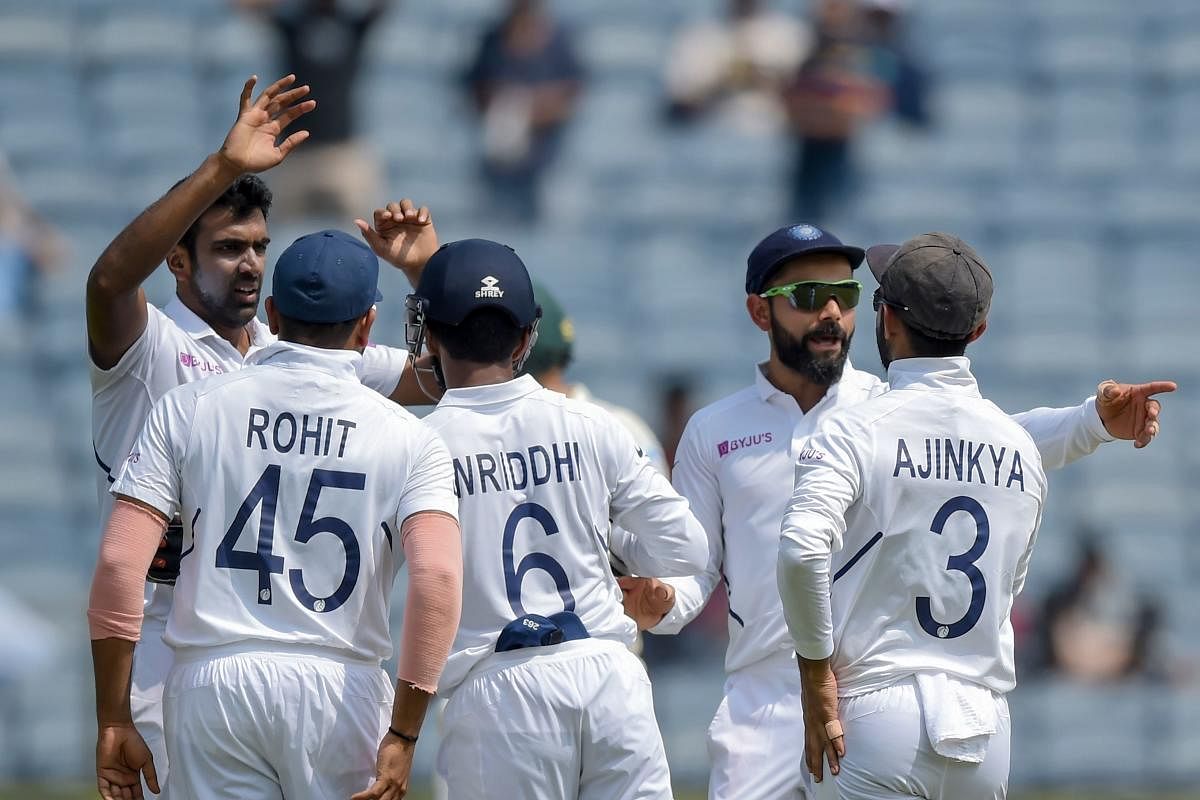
left=915, top=495, right=989, bottom=640
left=502, top=502, right=577, bottom=617
left=216, top=465, right=365, bottom=613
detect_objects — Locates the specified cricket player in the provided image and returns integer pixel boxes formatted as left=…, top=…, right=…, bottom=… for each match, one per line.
left=405, top=239, right=708, bottom=799
left=88, top=229, right=462, bottom=800
left=621, top=223, right=1173, bottom=800
left=777, top=233, right=1054, bottom=798
left=86, top=74, right=440, bottom=793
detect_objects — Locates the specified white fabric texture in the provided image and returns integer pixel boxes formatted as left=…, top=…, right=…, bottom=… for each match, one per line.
left=913, top=672, right=998, bottom=763
left=705, top=652, right=812, bottom=800
left=815, top=676, right=1010, bottom=800
left=779, top=357, right=1049, bottom=696
left=163, top=646, right=392, bottom=799
left=436, top=639, right=671, bottom=800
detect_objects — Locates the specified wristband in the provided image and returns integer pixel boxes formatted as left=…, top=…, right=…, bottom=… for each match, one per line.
left=388, top=725, right=419, bottom=744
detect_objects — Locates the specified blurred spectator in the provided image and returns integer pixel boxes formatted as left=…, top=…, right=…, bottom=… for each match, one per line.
left=663, top=0, right=812, bottom=136
left=0, top=153, right=65, bottom=322
left=1036, top=535, right=1169, bottom=682
left=463, top=0, right=584, bottom=222
left=859, top=0, right=930, bottom=128
left=656, top=374, right=696, bottom=471
left=233, top=0, right=386, bottom=220
left=783, top=0, right=889, bottom=221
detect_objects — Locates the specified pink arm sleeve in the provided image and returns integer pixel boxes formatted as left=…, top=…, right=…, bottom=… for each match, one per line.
left=88, top=499, right=169, bottom=640
left=396, top=510, right=463, bottom=694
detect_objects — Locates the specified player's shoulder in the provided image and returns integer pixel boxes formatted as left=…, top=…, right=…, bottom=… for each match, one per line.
left=837, top=363, right=886, bottom=401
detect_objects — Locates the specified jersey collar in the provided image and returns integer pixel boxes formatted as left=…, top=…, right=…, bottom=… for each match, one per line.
left=886, top=356, right=981, bottom=396
left=246, top=340, right=364, bottom=382
left=753, top=360, right=856, bottom=410
left=438, top=374, right=543, bottom=407
left=164, top=295, right=272, bottom=348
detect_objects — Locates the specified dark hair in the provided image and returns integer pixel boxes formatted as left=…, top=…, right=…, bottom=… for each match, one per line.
left=276, top=313, right=361, bottom=349
left=902, top=319, right=971, bottom=358
left=428, top=308, right=524, bottom=364
left=177, top=174, right=273, bottom=258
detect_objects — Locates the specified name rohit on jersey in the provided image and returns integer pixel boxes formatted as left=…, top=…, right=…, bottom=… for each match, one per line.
left=246, top=408, right=357, bottom=457
left=453, top=441, right=583, bottom=497
left=893, top=437, right=1027, bottom=491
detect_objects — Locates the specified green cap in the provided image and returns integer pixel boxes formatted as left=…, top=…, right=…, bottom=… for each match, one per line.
left=522, top=281, right=575, bottom=376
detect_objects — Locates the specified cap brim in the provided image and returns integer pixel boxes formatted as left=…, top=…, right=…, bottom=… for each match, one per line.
left=374, top=288, right=383, bottom=303
left=865, top=244, right=900, bottom=282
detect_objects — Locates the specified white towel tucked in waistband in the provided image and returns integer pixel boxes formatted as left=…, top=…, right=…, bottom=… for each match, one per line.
left=913, top=672, right=999, bottom=764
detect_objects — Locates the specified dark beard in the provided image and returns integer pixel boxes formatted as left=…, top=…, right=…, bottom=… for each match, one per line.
left=190, top=273, right=259, bottom=331
left=770, top=313, right=852, bottom=386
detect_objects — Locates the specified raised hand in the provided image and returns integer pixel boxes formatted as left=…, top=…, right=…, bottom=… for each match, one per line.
left=617, top=576, right=675, bottom=631
left=217, top=74, right=316, bottom=175
left=355, top=199, right=439, bottom=286
left=1094, top=379, right=1177, bottom=448
left=97, top=723, right=159, bottom=800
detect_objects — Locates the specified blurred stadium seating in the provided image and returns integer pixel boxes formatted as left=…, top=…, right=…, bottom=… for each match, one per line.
left=1, top=0, right=1197, bottom=792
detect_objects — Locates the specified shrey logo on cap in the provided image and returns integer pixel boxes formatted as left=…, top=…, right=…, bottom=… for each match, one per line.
left=475, top=276, right=504, bottom=299
left=788, top=224, right=823, bottom=241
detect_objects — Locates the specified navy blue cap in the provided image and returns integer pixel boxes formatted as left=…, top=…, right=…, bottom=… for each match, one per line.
left=745, top=223, right=866, bottom=294
left=415, top=238, right=539, bottom=326
left=271, top=229, right=382, bottom=324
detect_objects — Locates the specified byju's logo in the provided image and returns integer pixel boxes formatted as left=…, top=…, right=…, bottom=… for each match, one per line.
left=475, top=276, right=504, bottom=298
left=179, top=352, right=224, bottom=374
left=716, top=432, right=774, bottom=458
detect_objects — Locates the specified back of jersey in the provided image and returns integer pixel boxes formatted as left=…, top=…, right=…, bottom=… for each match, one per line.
left=160, top=355, right=454, bottom=663
left=426, top=376, right=703, bottom=695
left=822, top=387, right=1048, bottom=696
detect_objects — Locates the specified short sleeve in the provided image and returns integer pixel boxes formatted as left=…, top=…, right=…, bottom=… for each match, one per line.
left=395, top=426, right=459, bottom=525
left=360, top=343, right=408, bottom=396
left=110, top=387, right=192, bottom=518
left=89, top=302, right=163, bottom=391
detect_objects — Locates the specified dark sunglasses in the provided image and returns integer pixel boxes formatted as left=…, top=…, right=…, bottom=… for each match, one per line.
left=760, top=279, right=862, bottom=311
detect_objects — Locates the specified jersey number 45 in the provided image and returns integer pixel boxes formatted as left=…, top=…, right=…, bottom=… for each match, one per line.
left=216, top=465, right=364, bottom=613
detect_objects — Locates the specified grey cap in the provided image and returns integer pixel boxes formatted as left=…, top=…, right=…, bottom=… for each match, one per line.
left=865, top=233, right=993, bottom=340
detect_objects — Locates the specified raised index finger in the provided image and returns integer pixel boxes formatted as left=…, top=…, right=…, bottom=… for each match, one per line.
left=1136, top=381, right=1178, bottom=398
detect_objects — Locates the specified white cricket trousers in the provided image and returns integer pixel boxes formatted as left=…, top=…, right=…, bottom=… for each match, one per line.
left=131, top=616, right=172, bottom=798
left=437, top=638, right=673, bottom=800
left=162, top=643, right=392, bottom=800
left=813, top=676, right=1011, bottom=800
left=706, top=652, right=813, bottom=800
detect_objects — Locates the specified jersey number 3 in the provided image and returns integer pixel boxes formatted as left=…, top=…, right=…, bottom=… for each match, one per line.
left=916, top=495, right=989, bottom=639
left=216, top=465, right=365, bottom=613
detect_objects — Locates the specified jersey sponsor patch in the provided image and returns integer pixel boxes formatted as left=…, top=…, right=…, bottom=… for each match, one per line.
left=716, top=432, right=773, bottom=458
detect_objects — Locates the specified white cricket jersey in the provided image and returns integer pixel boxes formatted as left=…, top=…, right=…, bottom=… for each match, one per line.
left=778, top=357, right=1048, bottom=696
left=655, top=360, right=1112, bottom=675
left=571, top=383, right=669, bottom=475
left=423, top=375, right=708, bottom=696
left=90, top=296, right=408, bottom=621
left=109, top=341, right=455, bottom=663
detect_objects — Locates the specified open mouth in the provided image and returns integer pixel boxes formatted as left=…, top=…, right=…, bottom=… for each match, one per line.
left=234, top=285, right=260, bottom=302
left=807, top=335, right=843, bottom=351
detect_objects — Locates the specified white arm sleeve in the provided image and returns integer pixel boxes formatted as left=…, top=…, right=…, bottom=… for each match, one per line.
left=359, top=343, right=408, bottom=397
left=1009, top=396, right=1113, bottom=471
left=605, top=416, right=709, bottom=579
left=651, top=417, right=724, bottom=635
left=778, top=424, right=863, bottom=661
left=109, top=388, right=191, bottom=519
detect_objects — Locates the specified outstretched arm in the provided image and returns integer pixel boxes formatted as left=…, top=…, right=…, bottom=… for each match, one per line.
left=86, top=74, right=314, bottom=369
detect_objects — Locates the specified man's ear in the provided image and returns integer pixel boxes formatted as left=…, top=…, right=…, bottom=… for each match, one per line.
left=746, top=294, right=771, bottom=332
left=353, top=307, right=378, bottom=349
left=265, top=296, right=281, bottom=335
left=966, top=319, right=987, bottom=344
left=167, top=244, right=189, bottom=279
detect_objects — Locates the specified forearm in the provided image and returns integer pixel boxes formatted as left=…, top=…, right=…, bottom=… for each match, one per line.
left=396, top=511, right=462, bottom=694
left=388, top=683, right=434, bottom=739
left=1010, top=396, right=1111, bottom=471
left=778, top=531, right=834, bottom=660
left=92, top=638, right=137, bottom=727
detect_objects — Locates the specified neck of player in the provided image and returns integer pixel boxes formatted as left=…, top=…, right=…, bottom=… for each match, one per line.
left=764, top=355, right=831, bottom=415
left=443, top=359, right=517, bottom=390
